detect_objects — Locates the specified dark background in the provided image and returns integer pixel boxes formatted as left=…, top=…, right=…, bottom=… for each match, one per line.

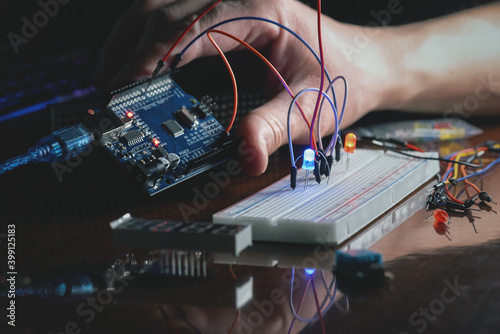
left=1, top=0, right=496, bottom=66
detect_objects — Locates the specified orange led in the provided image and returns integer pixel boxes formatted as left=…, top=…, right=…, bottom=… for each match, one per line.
left=153, top=139, right=160, bottom=147
left=126, top=111, right=134, bottom=118
left=344, top=133, right=357, bottom=154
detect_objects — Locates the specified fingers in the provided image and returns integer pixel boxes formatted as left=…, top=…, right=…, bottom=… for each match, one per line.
left=136, top=0, right=216, bottom=51
left=93, top=0, right=207, bottom=90
left=237, top=85, right=323, bottom=175
left=93, top=1, right=179, bottom=89
left=92, top=12, right=146, bottom=89
left=94, top=0, right=222, bottom=90
left=103, top=18, right=199, bottom=90
left=94, top=0, right=281, bottom=91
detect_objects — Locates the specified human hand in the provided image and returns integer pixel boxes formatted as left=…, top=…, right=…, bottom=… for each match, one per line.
left=93, top=0, right=398, bottom=175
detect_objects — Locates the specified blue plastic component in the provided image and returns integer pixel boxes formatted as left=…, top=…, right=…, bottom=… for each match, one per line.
left=335, top=249, right=382, bottom=271
left=302, top=149, right=315, bottom=171
left=36, top=124, right=94, bottom=162
left=0, top=124, right=94, bottom=175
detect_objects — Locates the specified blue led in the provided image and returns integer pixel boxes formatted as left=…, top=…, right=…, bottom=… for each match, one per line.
left=302, top=149, right=316, bottom=171
left=305, top=268, right=316, bottom=275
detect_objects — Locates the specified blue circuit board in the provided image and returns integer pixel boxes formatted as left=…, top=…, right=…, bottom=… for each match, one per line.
left=81, top=73, right=238, bottom=196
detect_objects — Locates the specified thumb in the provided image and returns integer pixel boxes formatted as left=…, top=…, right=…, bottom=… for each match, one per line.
left=237, top=89, right=315, bottom=176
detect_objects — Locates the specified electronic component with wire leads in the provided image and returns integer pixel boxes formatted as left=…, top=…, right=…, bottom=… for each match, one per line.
left=432, top=209, right=451, bottom=238
left=344, top=133, right=357, bottom=171
left=302, top=148, right=315, bottom=189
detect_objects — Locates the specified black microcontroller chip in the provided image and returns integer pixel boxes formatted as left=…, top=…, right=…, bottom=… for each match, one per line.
left=121, top=130, right=143, bottom=146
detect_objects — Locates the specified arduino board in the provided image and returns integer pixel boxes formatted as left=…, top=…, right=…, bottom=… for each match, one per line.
left=80, top=73, right=239, bottom=196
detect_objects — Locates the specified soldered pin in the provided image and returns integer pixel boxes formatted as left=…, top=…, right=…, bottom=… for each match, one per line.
left=335, top=137, right=342, bottom=163
left=479, top=191, right=497, bottom=205
left=290, top=166, right=297, bottom=190
left=313, top=160, right=321, bottom=184
left=427, top=181, right=446, bottom=193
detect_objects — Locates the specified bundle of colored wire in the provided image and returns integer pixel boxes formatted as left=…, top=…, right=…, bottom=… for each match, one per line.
left=442, top=147, right=487, bottom=182
left=461, top=164, right=482, bottom=198
left=318, top=75, right=347, bottom=155
left=442, top=148, right=486, bottom=204
left=287, top=88, right=337, bottom=166
left=162, top=0, right=224, bottom=66
left=178, top=16, right=339, bottom=106
left=455, top=154, right=500, bottom=182
left=440, top=144, right=500, bottom=204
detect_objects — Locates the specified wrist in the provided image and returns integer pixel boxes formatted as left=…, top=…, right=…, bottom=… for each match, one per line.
left=369, top=26, right=411, bottom=111
left=326, top=22, right=416, bottom=115
left=371, top=25, right=433, bottom=112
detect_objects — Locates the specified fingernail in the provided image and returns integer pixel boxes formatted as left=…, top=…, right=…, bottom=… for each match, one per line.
left=237, top=135, right=268, bottom=176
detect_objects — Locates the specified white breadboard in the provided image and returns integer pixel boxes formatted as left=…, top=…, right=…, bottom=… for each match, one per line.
left=213, top=149, right=439, bottom=245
